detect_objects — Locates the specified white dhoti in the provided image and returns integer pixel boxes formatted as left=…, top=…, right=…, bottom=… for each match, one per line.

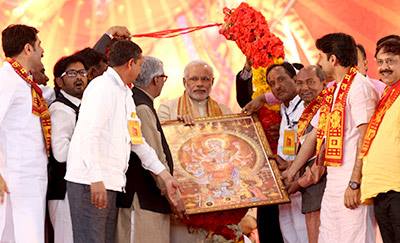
left=318, top=167, right=375, bottom=243
left=48, top=194, right=73, bottom=243
left=0, top=175, right=47, bottom=243
left=279, top=192, right=308, bottom=243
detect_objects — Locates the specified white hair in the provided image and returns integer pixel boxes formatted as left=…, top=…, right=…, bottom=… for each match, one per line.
left=135, top=56, right=164, bottom=87
left=183, top=60, right=214, bottom=78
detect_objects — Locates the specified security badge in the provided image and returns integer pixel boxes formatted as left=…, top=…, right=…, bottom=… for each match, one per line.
left=283, top=128, right=297, bottom=156
left=128, top=112, right=144, bottom=144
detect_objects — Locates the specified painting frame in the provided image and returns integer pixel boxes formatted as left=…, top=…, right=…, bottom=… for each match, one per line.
left=161, top=113, right=290, bottom=214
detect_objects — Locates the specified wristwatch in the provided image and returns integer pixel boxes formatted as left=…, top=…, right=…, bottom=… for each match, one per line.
left=349, top=181, right=360, bottom=190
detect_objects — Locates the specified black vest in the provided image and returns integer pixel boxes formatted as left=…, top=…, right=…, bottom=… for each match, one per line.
left=116, top=87, right=174, bottom=214
left=46, top=92, right=79, bottom=200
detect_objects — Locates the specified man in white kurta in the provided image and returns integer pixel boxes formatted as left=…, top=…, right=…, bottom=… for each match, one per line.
left=314, top=33, right=378, bottom=243
left=0, top=24, right=47, bottom=243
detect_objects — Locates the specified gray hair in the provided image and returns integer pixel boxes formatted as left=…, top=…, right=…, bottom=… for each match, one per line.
left=135, top=56, right=164, bottom=87
left=183, top=60, right=214, bottom=78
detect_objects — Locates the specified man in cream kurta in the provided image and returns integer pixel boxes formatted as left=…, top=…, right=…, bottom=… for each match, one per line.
left=0, top=24, right=48, bottom=243
left=158, top=60, right=231, bottom=243
left=314, top=33, right=378, bottom=243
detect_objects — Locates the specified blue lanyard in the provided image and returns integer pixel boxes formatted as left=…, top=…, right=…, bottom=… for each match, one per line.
left=284, top=99, right=302, bottom=128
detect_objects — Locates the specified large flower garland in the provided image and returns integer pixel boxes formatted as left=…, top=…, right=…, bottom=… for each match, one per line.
left=221, top=2, right=283, bottom=154
left=219, top=2, right=285, bottom=68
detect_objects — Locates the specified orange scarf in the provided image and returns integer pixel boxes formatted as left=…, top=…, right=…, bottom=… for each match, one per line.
left=316, top=67, right=358, bottom=166
left=177, top=91, right=223, bottom=117
left=297, top=88, right=328, bottom=139
left=360, top=80, right=400, bottom=158
left=7, top=58, right=51, bottom=155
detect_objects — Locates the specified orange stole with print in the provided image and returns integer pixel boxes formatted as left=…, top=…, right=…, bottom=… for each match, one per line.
left=316, top=67, right=358, bottom=166
left=360, top=80, right=400, bottom=158
left=177, top=91, right=223, bottom=117
left=7, top=58, right=52, bottom=155
left=297, top=88, right=329, bottom=139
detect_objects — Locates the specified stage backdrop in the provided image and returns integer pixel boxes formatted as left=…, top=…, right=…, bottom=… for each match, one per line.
left=0, top=0, right=399, bottom=111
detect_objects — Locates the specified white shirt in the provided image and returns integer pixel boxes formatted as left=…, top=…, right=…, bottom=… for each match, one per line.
left=0, top=62, right=47, bottom=178
left=0, top=61, right=48, bottom=242
left=49, top=90, right=81, bottom=162
left=277, top=95, right=304, bottom=161
left=65, top=67, right=166, bottom=192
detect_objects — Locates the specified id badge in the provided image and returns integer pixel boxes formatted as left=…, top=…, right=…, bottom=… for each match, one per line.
left=283, top=129, right=297, bottom=155
left=128, top=119, right=144, bottom=144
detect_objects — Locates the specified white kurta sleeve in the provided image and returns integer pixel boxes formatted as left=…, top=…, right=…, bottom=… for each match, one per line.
left=50, top=103, right=76, bottom=162
left=0, top=77, right=16, bottom=125
left=0, top=77, right=17, bottom=167
left=79, top=84, right=113, bottom=183
left=131, top=138, right=166, bottom=175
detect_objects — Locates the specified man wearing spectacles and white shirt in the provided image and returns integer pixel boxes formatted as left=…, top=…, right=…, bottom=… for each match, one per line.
left=47, top=54, right=89, bottom=243
left=65, top=40, right=185, bottom=243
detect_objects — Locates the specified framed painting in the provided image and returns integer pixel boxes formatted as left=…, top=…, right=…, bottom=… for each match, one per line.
left=161, top=114, right=289, bottom=214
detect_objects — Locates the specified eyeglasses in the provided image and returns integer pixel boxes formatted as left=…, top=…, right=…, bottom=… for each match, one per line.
left=61, top=69, right=88, bottom=78
left=186, top=76, right=213, bottom=82
left=155, top=74, right=168, bottom=82
left=376, top=57, right=399, bottom=67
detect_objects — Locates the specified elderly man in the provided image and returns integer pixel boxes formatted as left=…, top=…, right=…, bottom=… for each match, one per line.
left=157, top=60, right=231, bottom=243
left=115, top=56, right=178, bottom=243
left=158, top=60, right=230, bottom=121
left=281, top=65, right=327, bottom=243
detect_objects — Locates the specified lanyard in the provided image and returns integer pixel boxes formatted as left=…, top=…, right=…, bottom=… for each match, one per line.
left=284, top=99, right=302, bottom=128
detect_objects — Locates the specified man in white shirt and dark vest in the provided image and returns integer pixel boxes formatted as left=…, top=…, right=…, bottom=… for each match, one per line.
left=47, top=54, right=89, bottom=243
left=65, top=40, right=184, bottom=243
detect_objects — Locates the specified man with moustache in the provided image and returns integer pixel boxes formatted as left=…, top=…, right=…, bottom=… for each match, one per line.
left=47, top=54, right=89, bottom=243
left=0, top=24, right=49, bottom=243
left=243, top=62, right=308, bottom=243
left=360, top=38, right=400, bottom=243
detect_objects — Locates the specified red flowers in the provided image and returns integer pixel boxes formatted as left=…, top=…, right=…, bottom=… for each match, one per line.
left=220, top=2, right=285, bottom=68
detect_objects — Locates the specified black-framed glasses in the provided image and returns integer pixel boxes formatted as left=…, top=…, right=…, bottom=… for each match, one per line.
left=61, top=69, right=88, bottom=78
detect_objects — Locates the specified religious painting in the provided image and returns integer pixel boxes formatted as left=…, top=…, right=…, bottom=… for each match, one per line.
left=161, top=114, right=289, bottom=214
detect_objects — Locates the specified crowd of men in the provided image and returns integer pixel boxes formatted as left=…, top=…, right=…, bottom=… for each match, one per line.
left=0, top=23, right=399, bottom=243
